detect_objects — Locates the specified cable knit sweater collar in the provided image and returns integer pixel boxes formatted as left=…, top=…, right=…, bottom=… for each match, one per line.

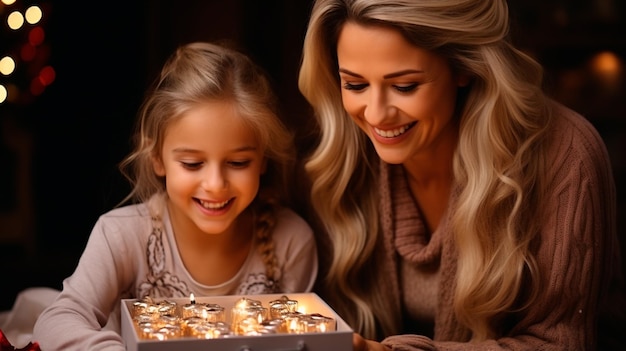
left=386, top=162, right=444, bottom=265
left=379, top=160, right=469, bottom=341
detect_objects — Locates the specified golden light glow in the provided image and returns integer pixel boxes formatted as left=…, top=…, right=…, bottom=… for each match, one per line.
left=4, top=83, right=18, bottom=103
left=25, top=5, right=43, bottom=24
left=590, top=50, right=623, bottom=91
left=1, top=0, right=17, bottom=5
left=7, top=10, right=24, bottom=30
left=0, top=56, right=16, bottom=75
left=591, top=51, right=622, bottom=76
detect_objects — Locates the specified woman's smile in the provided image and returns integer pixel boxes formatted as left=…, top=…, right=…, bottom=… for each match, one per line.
left=373, top=121, right=417, bottom=138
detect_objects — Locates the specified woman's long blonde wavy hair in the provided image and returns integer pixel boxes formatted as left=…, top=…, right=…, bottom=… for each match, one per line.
left=298, top=0, right=551, bottom=341
left=119, top=42, right=295, bottom=287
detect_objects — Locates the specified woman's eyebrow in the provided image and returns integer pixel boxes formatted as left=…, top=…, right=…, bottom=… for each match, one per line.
left=338, top=68, right=423, bottom=79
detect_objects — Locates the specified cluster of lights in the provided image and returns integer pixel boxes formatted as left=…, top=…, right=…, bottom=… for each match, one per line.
left=0, top=0, right=54, bottom=105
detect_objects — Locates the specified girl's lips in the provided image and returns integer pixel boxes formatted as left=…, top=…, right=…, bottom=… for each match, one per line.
left=194, top=197, right=234, bottom=215
left=197, top=198, right=231, bottom=210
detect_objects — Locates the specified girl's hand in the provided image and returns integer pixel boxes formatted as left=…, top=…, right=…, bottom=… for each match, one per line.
left=353, top=333, right=392, bottom=351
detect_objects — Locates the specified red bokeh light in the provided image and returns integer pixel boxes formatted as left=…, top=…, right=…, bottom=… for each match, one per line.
left=38, top=66, right=55, bottom=86
left=29, top=27, right=45, bottom=46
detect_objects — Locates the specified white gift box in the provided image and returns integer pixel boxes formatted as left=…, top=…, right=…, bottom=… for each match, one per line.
left=121, top=293, right=353, bottom=351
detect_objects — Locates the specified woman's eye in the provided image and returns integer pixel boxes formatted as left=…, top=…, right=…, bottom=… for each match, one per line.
left=228, top=160, right=251, bottom=168
left=181, top=161, right=202, bottom=170
left=343, top=82, right=368, bottom=91
left=394, top=83, right=418, bottom=93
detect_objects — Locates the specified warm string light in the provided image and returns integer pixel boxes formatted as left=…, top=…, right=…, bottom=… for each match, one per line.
left=0, top=0, right=54, bottom=106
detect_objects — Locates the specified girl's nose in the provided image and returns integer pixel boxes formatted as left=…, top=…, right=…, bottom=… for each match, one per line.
left=202, top=165, right=227, bottom=192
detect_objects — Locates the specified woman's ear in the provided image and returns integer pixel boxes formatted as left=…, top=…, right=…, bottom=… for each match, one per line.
left=152, top=154, right=166, bottom=176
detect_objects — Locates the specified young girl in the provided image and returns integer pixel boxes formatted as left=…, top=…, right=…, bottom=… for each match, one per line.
left=32, top=41, right=317, bottom=350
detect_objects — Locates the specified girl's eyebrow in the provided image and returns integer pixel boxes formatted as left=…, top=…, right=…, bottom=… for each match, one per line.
left=338, top=68, right=424, bottom=79
left=171, top=146, right=258, bottom=153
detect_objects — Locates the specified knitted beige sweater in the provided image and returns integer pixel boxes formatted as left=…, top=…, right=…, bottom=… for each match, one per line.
left=377, top=102, right=626, bottom=351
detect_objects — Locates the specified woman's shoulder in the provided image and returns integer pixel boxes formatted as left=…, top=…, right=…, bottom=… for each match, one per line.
left=546, top=101, right=611, bottom=167
left=549, top=101, right=608, bottom=157
left=544, top=100, right=614, bottom=190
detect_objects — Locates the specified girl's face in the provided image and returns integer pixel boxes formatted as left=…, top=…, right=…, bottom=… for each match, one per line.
left=153, top=101, right=265, bottom=237
left=337, top=22, right=468, bottom=164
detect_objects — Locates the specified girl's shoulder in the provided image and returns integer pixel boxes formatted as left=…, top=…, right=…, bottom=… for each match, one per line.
left=273, top=207, right=314, bottom=237
left=92, top=195, right=165, bottom=242
left=99, top=201, right=152, bottom=223
left=99, top=193, right=166, bottom=222
left=268, top=207, right=316, bottom=251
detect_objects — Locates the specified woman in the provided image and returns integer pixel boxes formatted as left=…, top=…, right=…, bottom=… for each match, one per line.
left=298, top=0, right=625, bottom=350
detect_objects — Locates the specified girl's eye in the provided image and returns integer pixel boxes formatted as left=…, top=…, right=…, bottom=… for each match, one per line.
left=181, top=161, right=202, bottom=170
left=343, top=82, right=368, bottom=91
left=228, top=160, right=251, bottom=168
left=394, top=83, right=418, bottom=93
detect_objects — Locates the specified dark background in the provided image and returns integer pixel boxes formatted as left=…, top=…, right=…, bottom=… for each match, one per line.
left=1, top=1, right=625, bottom=311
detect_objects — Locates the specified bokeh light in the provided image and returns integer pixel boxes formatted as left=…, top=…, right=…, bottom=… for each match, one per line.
left=29, top=27, right=45, bottom=46
left=590, top=51, right=623, bottom=92
left=0, top=56, right=16, bottom=76
left=38, top=66, right=55, bottom=86
left=0, top=85, right=7, bottom=104
left=591, top=51, right=622, bottom=76
left=7, top=11, right=24, bottom=30
left=4, top=83, right=19, bottom=103
left=25, top=6, right=43, bottom=24
left=1, top=1, right=54, bottom=105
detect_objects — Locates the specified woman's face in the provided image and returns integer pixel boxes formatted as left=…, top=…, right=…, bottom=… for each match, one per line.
left=337, top=22, right=468, bottom=164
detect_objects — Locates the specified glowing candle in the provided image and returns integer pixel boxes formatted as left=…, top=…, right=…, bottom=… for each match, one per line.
left=269, top=295, right=298, bottom=319
left=202, top=303, right=225, bottom=323
left=156, top=300, right=177, bottom=316
left=182, top=293, right=208, bottom=319
left=300, top=313, right=336, bottom=333
left=231, top=297, right=268, bottom=335
left=285, top=313, right=302, bottom=334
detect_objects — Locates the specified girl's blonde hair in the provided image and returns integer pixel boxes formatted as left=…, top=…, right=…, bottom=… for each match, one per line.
left=299, top=0, right=551, bottom=340
left=120, top=41, right=296, bottom=286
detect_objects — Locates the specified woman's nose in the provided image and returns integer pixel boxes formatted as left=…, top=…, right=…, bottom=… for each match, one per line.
left=363, top=88, right=393, bottom=125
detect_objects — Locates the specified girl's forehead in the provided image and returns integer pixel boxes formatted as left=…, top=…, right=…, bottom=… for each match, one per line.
left=163, top=102, right=260, bottom=153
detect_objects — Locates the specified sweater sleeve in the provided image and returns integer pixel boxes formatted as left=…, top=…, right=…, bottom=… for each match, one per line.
left=32, top=214, right=138, bottom=351
left=381, top=106, right=622, bottom=350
